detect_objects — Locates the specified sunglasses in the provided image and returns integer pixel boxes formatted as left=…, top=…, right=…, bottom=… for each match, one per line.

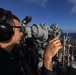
left=12, top=26, right=21, bottom=28
left=12, top=26, right=23, bottom=32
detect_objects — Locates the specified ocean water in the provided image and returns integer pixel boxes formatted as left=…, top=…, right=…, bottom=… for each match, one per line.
left=63, top=33, right=76, bottom=40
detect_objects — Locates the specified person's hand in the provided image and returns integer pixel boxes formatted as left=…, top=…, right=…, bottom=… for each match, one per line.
left=43, top=37, right=62, bottom=70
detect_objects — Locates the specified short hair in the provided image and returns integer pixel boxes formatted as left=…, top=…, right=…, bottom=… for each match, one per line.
left=0, top=7, right=20, bottom=26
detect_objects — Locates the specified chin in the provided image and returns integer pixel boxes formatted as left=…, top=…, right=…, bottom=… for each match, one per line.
left=14, top=42, right=20, bottom=45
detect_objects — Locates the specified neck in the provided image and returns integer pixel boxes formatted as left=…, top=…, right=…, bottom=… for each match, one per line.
left=0, top=43, right=14, bottom=53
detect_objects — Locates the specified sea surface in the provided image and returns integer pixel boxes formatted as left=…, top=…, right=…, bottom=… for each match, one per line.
left=63, top=33, right=76, bottom=40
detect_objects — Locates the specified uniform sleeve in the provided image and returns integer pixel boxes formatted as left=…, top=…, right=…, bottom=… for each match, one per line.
left=68, top=67, right=76, bottom=75
left=41, top=64, right=55, bottom=75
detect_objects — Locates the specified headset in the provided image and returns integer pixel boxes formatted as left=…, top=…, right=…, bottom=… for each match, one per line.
left=0, top=8, right=14, bottom=42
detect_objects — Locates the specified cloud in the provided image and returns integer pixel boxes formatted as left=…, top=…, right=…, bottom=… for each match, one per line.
left=67, top=0, right=76, bottom=4
left=67, top=0, right=76, bottom=13
left=63, top=28, right=76, bottom=33
left=21, top=0, right=49, bottom=7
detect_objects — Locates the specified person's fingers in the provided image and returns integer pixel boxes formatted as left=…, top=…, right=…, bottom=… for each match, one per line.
left=56, top=45, right=62, bottom=50
left=51, top=39, right=61, bottom=45
left=49, top=37, right=59, bottom=44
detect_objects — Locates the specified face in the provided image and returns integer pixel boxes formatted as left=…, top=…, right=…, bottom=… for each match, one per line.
left=11, top=19, right=23, bottom=45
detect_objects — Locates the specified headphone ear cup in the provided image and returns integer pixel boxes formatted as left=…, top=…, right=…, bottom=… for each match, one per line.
left=0, top=22, right=14, bottom=42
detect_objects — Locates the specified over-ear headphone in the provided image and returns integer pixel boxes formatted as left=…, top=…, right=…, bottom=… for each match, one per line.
left=0, top=8, right=14, bottom=42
